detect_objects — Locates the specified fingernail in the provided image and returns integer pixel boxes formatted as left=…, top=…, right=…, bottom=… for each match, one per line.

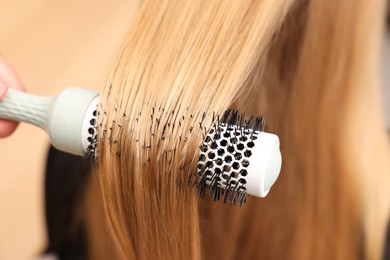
left=0, top=80, right=9, bottom=99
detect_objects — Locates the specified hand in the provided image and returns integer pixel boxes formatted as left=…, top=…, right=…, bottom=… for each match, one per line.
left=0, top=54, right=26, bottom=137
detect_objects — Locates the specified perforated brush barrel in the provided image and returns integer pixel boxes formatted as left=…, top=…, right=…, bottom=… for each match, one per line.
left=195, top=116, right=282, bottom=206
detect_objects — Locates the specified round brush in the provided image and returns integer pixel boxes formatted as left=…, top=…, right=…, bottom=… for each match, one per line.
left=0, top=89, right=282, bottom=205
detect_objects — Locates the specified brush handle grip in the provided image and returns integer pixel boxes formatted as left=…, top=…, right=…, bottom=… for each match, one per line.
left=0, top=89, right=52, bottom=129
left=0, top=87, right=98, bottom=156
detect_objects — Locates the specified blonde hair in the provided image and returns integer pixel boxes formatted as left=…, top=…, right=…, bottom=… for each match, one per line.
left=88, top=0, right=390, bottom=259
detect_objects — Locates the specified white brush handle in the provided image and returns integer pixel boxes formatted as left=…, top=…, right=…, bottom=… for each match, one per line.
left=0, top=87, right=99, bottom=156
left=0, top=89, right=52, bottom=129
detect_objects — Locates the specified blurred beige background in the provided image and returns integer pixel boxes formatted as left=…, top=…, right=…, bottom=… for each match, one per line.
left=0, top=1, right=139, bottom=259
left=383, top=27, right=390, bottom=127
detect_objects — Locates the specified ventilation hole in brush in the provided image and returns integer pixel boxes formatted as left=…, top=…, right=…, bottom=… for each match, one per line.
left=90, top=118, right=96, bottom=125
left=220, top=139, right=228, bottom=147
left=214, top=134, right=220, bottom=140
left=234, top=152, right=242, bottom=160
left=230, top=171, right=239, bottom=178
left=223, top=132, right=230, bottom=138
left=217, top=149, right=225, bottom=156
left=224, top=155, right=233, bottom=163
left=199, top=154, right=206, bottom=161
left=214, top=168, right=222, bottom=175
left=223, top=165, right=231, bottom=172
left=205, top=161, right=214, bottom=168
left=200, top=144, right=208, bottom=152
left=232, top=162, right=240, bottom=170
left=237, top=143, right=245, bottom=151
left=88, top=127, right=95, bottom=134
left=247, top=141, right=255, bottom=148
left=241, top=160, right=250, bottom=168
left=243, top=150, right=252, bottom=158
left=227, top=146, right=235, bottom=153
left=208, top=152, right=215, bottom=159
left=215, top=158, right=223, bottom=166
left=240, top=136, right=248, bottom=142
left=210, top=142, right=218, bottom=149
left=230, top=138, right=237, bottom=144
left=239, top=178, right=247, bottom=184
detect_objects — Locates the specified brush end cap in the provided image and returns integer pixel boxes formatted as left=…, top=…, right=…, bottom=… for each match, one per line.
left=245, top=132, right=282, bottom=197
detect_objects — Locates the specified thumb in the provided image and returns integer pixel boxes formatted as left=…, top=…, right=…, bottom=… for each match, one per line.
left=0, top=79, right=9, bottom=99
left=0, top=54, right=25, bottom=137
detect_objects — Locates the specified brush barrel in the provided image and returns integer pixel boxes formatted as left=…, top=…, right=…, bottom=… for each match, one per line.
left=198, top=124, right=282, bottom=199
left=0, top=87, right=98, bottom=156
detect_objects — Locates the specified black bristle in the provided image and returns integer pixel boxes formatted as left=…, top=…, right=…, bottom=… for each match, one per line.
left=197, top=174, right=207, bottom=197
left=211, top=179, right=222, bottom=201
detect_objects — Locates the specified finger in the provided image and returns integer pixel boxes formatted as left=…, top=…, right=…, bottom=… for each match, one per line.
left=0, top=54, right=25, bottom=137
left=0, top=81, right=19, bottom=137
left=0, top=53, right=25, bottom=91
left=0, top=119, right=19, bottom=138
left=0, top=79, right=8, bottom=99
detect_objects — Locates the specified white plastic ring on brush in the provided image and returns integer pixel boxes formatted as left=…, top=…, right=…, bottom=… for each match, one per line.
left=0, top=87, right=99, bottom=156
